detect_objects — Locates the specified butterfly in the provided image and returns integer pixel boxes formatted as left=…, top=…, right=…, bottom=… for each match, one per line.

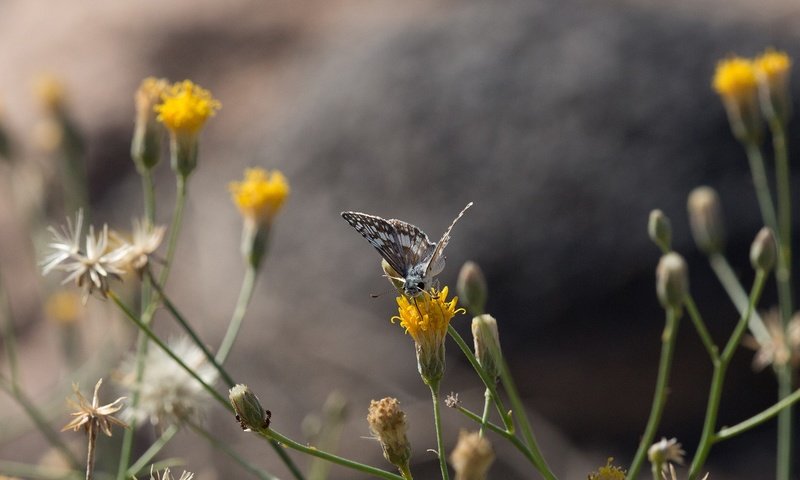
left=341, top=202, right=473, bottom=297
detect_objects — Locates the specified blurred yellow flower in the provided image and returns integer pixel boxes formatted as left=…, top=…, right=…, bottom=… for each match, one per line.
left=229, top=168, right=290, bottom=227
left=712, top=57, right=757, bottom=99
left=754, top=49, right=791, bottom=84
left=712, top=56, right=761, bottom=142
left=34, top=74, right=66, bottom=111
left=156, top=80, right=220, bottom=135
left=45, top=290, right=82, bottom=326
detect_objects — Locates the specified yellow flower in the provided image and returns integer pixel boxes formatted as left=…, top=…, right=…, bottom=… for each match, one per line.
left=229, top=168, right=290, bottom=227
left=132, top=77, right=169, bottom=170
left=392, top=286, right=464, bottom=383
left=155, top=80, right=220, bottom=135
left=754, top=48, right=792, bottom=122
left=34, top=74, right=66, bottom=112
left=588, top=458, right=626, bottom=480
left=754, top=49, right=791, bottom=85
left=712, top=56, right=761, bottom=143
left=712, top=57, right=757, bottom=99
left=45, top=290, right=82, bottom=326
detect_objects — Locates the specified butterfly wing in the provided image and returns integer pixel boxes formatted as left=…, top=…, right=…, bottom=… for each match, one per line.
left=387, top=218, right=436, bottom=272
left=424, top=202, right=473, bottom=277
left=341, top=211, right=411, bottom=276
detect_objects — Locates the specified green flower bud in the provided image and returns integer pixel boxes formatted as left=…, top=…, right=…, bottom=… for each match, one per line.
left=647, top=209, right=672, bottom=252
left=229, top=384, right=271, bottom=431
left=688, top=186, right=725, bottom=254
left=471, top=315, right=502, bottom=383
left=457, top=261, right=488, bottom=315
left=656, top=253, right=689, bottom=310
left=750, top=227, right=776, bottom=272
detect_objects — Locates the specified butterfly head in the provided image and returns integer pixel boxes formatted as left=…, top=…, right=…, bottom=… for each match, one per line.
left=402, top=264, right=431, bottom=297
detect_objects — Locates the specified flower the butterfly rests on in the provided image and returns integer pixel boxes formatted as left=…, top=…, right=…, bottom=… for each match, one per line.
left=341, top=202, right=473, bottom=297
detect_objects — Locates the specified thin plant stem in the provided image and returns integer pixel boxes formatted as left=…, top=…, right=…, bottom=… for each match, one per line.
left=626, top=307, right=681, bottom=480
left=716, top=386, right=800, bottom=441
left=125, top=425, right=178, bottom=478
left=744, top=142, right=778, bottom=234
left=261, top=427, right=404, bottom=480
left=0, top=376, right=82, bottom=470
left=479, top=388, right=491, bottom=437
left=688, top=270, right=766, bottom=479
left=683, top=297, right=719, bottom=362
left=108, top=292, right=230, bottom=410
left=0, top=275, right=19, bottom=383
left=768, top=116, right=794, bottom=480
left=145, top=268, right=236, bottom=388
left=141, top=169, right=156, bottom=224
left=428, top=381, right=450, bottom=480
left=117, top=176, right=188, bottom=480
left=84, top=421, right=97, bottom=480
left=189, top=421, right=279, bottom=480
left=453, top=404, right=539, bottom=467
left=398, top=464, right=414, bottom=480
left=216, top=264, right=257, bottom=365
left=446, top=326, right=510, bottom=429
left=708, top=253, right=770, bottom=345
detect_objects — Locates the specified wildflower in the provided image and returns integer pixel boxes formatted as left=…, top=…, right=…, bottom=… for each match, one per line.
left=754, top=49, right=792, bottom=122
left=44, top=290, right=82, bottom=326
left=471, top=314, right=502, bottom=382
left=229, top=168, right=289, bottom=269
left=41, top=211, right=130, bottom=303
left=744, top=308, right=800, bottom=370
left=34, top=74, right=66, bottom=112
left=457, top=261, right=488, bottom=315
left=229, top=384, right=271, bottom=431
left=750, top=227, right=776, bottom=272
left=449, top=430, right=494, bottom=480
left=119, top=336, right=218, bottom=428
left=687, top=186, right=725, bottom=255
left=445, top=392, right=460, bottom=408
left=150, top=466, right=194, bottom=480
left=588, top=458, right=626, bottom=480
left=132, top=77, right=169, bottom=171
left=62, top=379, right=127, bottom=436
left=712, top=56, right=761, bottom=142
left=156, top=80, right=220, bottom=178
left=112, top=218, right=167, bottom=274
left=648, top=209, right=672, bottom=252
left=656, top=253, right=689, bottom=311
left=367, top=397, right=412, bottom=473
left=648, top=437, right=685, bottom=471
left=392, top=286, right=464, bottom=385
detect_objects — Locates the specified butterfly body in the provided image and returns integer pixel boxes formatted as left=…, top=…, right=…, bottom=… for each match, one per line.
left=341, top=202, right=472, bottom=297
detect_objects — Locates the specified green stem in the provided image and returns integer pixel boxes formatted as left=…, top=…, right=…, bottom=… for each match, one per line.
left=479, top=388, right=491, bottom=437
left=398, top=463, right=414, bottom=480
left=446, top=326, right=509, bottom=429
left=146, top=269, right=236, bottom=388
left=0, top=274, right=19, bottom=383
left=262, top=428, right=403, bottom=480
left=189, top=421, right=279, bottom=480
left=708, top=253, right=770, bottom=345
left=768, top=116, right=794, bottom=480
left=626, top=307, right=681, bottom=480
left=117, top=174, right=187, bottom=480
left=0, top=460, right=82, bottom=480
left=428, top=381, right=450, bottom=480
left=716, top=387, right=800, bottom=441
left=688, top=270, right=766, bottom=479
left=0, top=376, right=81, bottom=470
left=683, top=297, right=719, bottom=362
left=744, top=142, right=778, bottom=234
left=126, top=425, right=178, bottom=478
left=108, top=292, right=231, bottom=411
left=141, top=169, right=156, bottom=224
left=453, top=404, right=539, bottom=468
left=495, top=348, right=555, bottom=479
left=216, top=264, right=257, bottom=365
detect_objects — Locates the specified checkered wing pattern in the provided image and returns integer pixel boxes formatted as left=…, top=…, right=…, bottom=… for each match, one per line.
left=341, top=211, right=434, bottom=277
left=424, top=202, right=473, bottom=277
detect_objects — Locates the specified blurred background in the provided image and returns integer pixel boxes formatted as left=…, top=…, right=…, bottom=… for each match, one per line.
left=1, top=0, right=799, bottom=478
